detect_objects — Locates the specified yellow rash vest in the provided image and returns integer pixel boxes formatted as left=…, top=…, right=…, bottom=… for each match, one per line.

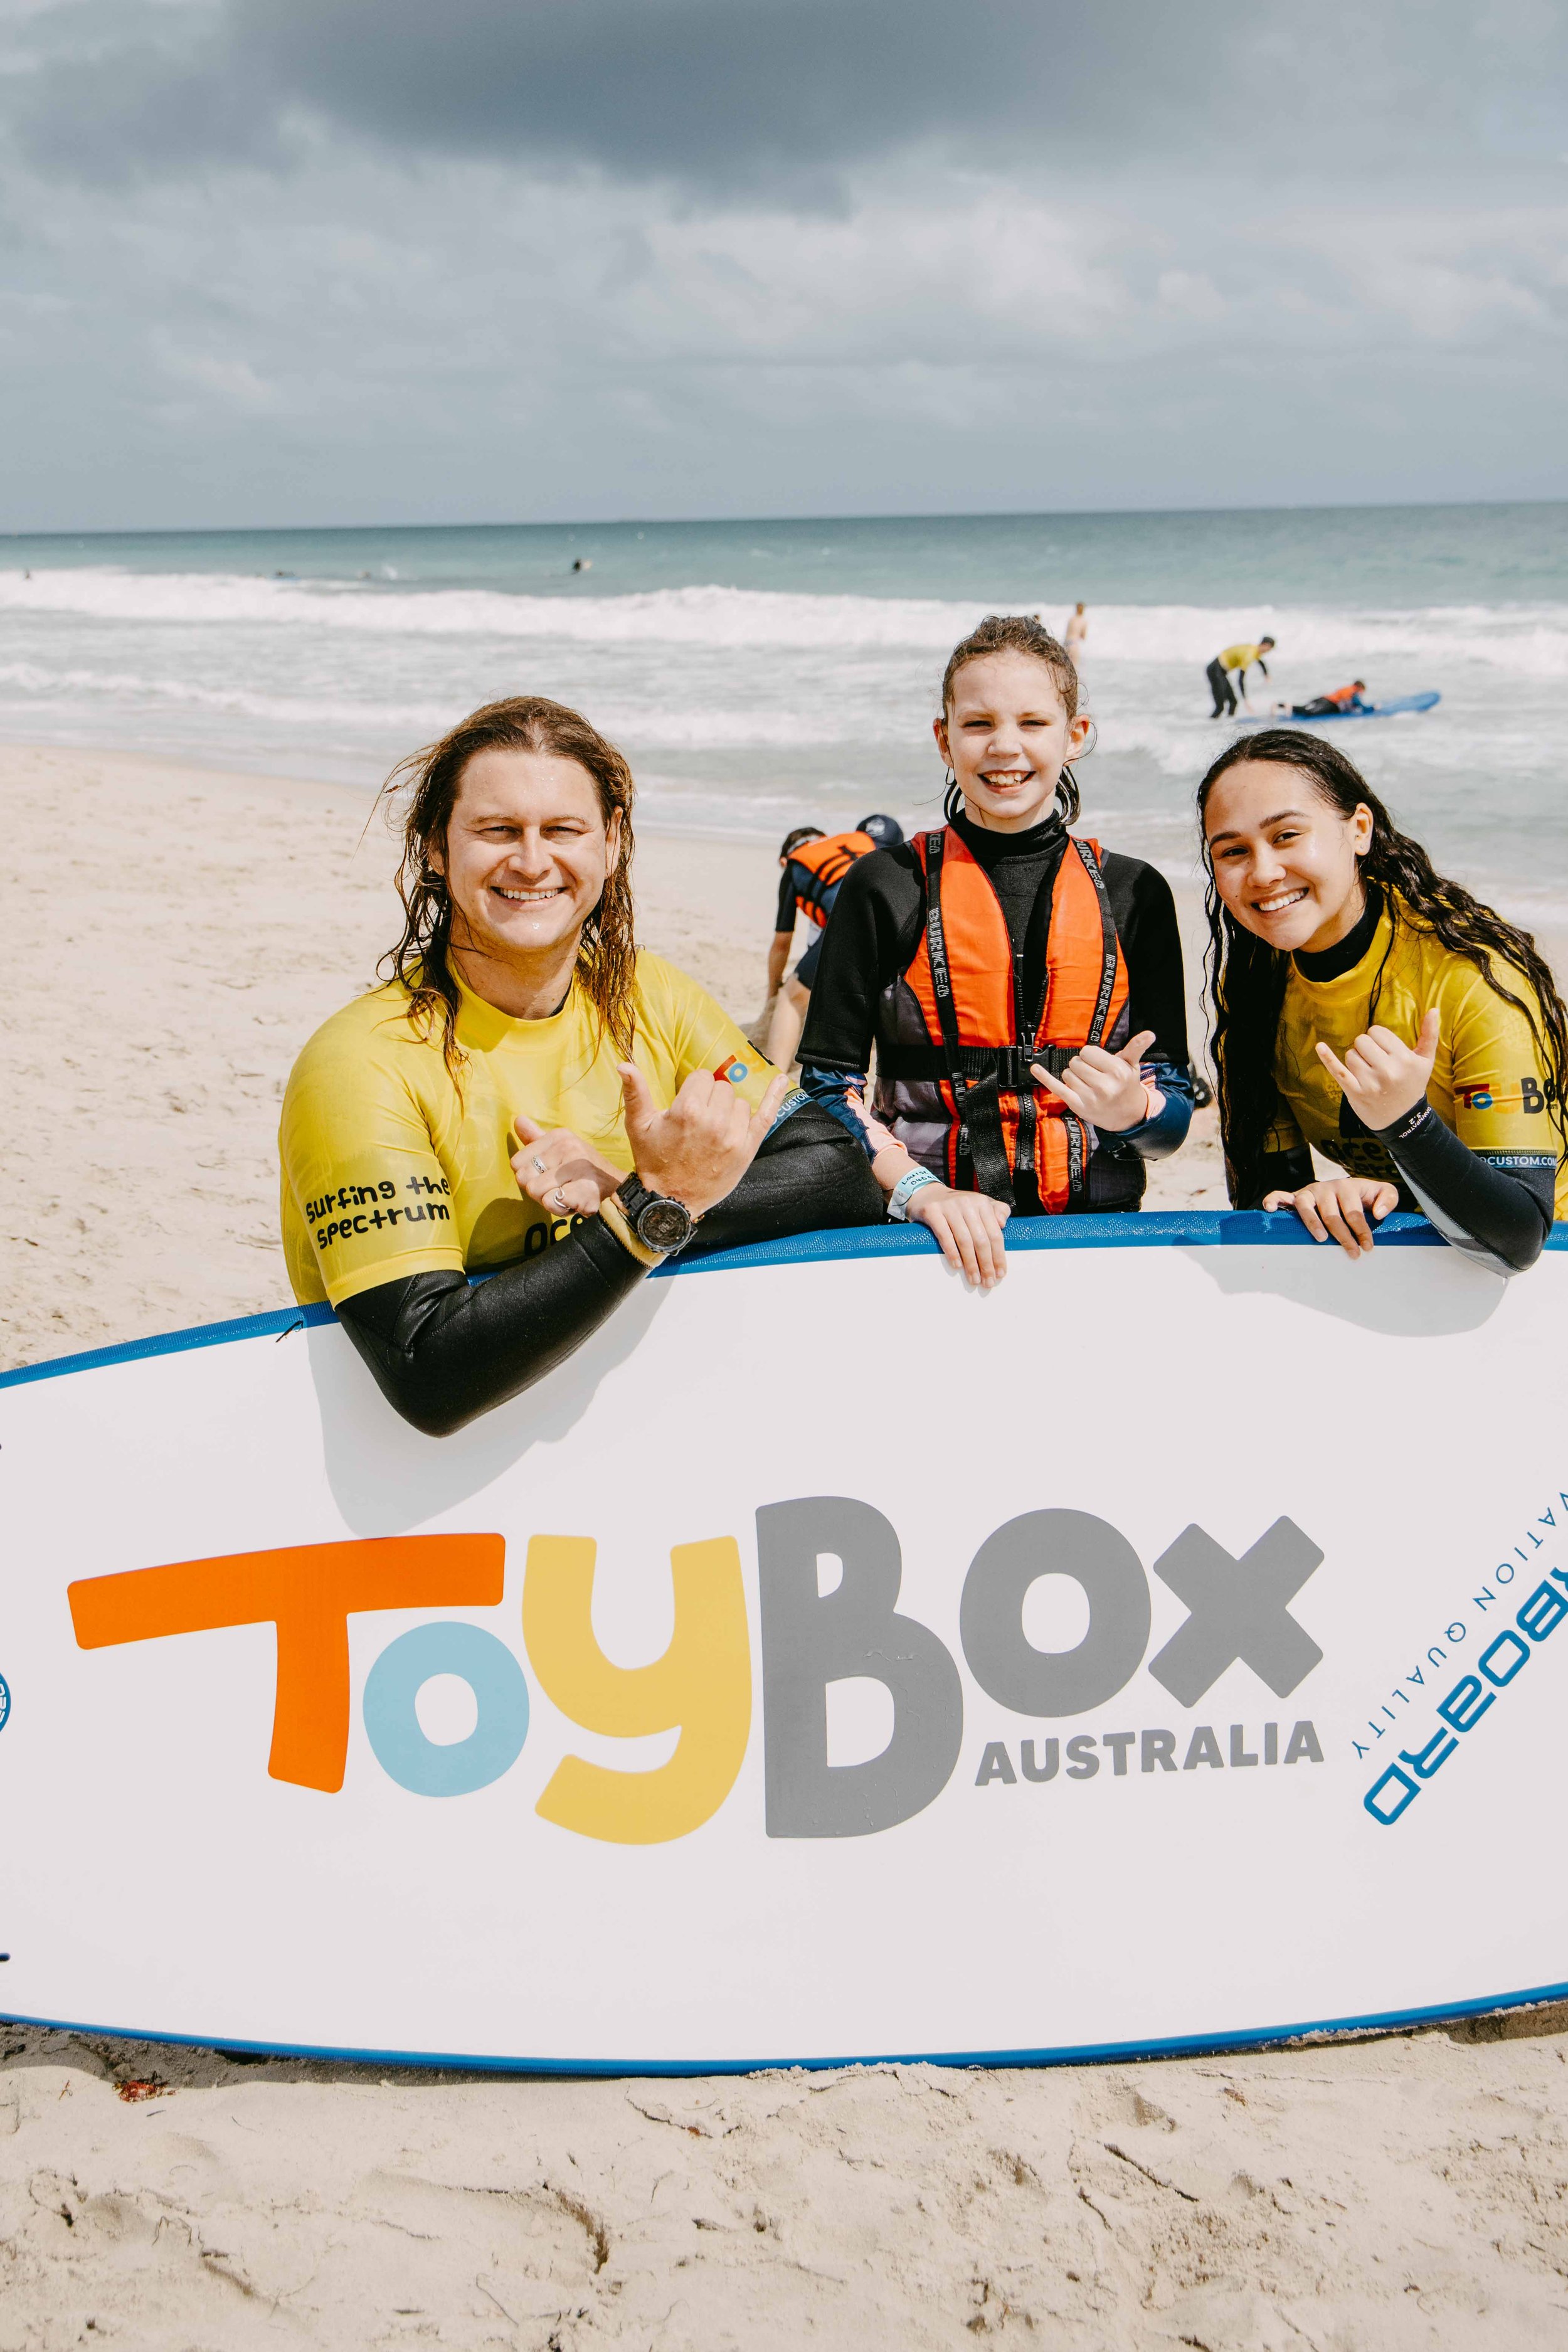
left=280, top=955, right=776, bottom=1307
left=1263, top=896, right=1568, bottom=1219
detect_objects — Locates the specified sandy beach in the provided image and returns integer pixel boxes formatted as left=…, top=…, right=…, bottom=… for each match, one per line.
left=4, top=741, right=1567, bottom=2347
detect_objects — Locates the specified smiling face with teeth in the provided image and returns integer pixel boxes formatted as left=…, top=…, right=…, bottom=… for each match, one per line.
left=1204, top=759, right=1375, bottom=956
left=430, top=747, right=622, bottom=1018
left=934, top=650, right=1094, bottom=834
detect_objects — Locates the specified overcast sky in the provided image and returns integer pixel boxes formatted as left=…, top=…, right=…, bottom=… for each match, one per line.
left=4, top=0, right=1567, bottom=532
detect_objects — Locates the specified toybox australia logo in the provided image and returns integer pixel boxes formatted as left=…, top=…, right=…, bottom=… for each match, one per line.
left=66, top=1500, right=1323, bottom=1846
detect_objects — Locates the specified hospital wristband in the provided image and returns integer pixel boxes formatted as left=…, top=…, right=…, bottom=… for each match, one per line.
left=886, top=1167, right=940, bottom=1221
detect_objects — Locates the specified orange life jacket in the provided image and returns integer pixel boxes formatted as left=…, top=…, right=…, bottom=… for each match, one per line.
left=788, top=830, right=877, bottom=928
left=870, top=826, right=1133, bottom=1212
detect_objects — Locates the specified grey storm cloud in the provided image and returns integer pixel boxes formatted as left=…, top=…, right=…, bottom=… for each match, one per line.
left=8, top=0, right=1566, bottom=196
left=2, top=0, right=1565, bottom=531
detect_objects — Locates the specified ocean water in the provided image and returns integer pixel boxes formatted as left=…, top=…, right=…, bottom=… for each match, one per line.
left=1, top=504, right=1564, bottom=919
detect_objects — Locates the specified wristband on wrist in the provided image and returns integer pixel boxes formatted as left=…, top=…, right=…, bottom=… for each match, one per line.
left=887, top=1166, right=940, bottom=1221
left=1377, top=1099, right=1435, bottom=1145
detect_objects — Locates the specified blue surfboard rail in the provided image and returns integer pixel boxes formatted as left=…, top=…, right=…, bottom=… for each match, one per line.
left=1239, top=691, right=1440, bottom=728
left=2, top=1210, right=1558, bottom=1394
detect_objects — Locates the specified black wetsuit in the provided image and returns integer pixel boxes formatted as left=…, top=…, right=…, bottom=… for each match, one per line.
left=1251, top=893, right=1558, bottom=1275
left=337, top=1102, right=882, bottom=1436
left=797, top=811, right=1193, bottom=1214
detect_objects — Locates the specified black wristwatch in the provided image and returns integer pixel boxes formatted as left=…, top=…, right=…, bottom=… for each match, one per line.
left=616, top=1175, right=697, bottom=1256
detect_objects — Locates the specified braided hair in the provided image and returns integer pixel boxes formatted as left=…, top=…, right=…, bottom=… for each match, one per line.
left=1197, top=729, right=1568, bottom=1206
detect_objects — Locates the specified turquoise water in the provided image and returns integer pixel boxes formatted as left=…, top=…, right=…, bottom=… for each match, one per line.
left=1, top=503, right=1564, bottom=915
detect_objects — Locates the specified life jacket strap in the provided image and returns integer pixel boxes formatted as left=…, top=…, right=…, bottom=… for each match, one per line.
left=876, top=1042, right=1076, bottom=1086
left=921, top=828, right=1017, bottom=1207
left=915, top=829, right=1121, bottom=1212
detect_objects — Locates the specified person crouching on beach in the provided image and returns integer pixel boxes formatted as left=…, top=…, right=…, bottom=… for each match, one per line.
left=279, top=696, right=882, bottom=1434
left=1199, top=729, right=1568, bottom=1272
left=764, top=813, right=905, bottom=1069
left=796, top=613, right=1194, bottom=1288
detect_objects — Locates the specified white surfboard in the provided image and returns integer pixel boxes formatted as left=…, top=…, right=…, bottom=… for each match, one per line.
left=1, top=1213, right=1564, bottom=2074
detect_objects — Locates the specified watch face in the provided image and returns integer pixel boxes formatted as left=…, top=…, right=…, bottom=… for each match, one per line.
left=638, top=1195, right=694, bottom=1252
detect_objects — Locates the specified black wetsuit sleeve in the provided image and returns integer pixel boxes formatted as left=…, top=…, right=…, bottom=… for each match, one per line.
left=1101, top=855, right=1190, bottom=1072
left=797, top=845, right=926, bottom=1073
left=336, top=1221, right=643, bottom=1440
left=775, top=866, right=798, bottom=933
left=336, top=1104, right=883, bottom=1436
left=1374, top=1101, right=1555, bottom=1276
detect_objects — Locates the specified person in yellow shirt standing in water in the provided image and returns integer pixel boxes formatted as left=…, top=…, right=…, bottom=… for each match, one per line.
left=279, top=696, right=881, bottom=1434
left=1206, top=635, right=1275, bottom=717
left=1198, top=729, right=1568, bottom=1271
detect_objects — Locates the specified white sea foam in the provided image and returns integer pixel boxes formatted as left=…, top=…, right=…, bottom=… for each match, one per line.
left=0, top=553, right=1562, bottom=908
left=1, top=568, right=1564, bottom=676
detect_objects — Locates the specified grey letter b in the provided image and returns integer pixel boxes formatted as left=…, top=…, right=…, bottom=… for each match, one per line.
left=757, top=1497, right=964, bottom=1837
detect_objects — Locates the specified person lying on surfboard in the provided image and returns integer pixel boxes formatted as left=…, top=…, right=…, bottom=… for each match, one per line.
left=1198, top=728, right=1568, bottom=1272
left=1290, top=681, right=1372, bottom=718
left=278, top=696, right=881, bottom=1434
left=796, top=612, right=1193, bottom=1290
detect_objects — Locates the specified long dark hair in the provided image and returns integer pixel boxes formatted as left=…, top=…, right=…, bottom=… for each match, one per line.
left=1198, top=729, right=1568, bottom=1205
left=378, top=695, right=638, bottom=1078
left=940, top=613, right=1084, bottom=826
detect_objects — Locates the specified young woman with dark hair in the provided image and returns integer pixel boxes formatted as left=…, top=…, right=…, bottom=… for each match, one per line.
left=279, top=696, right=881, bottom=1434
left=797, top=615, right=1194, bottom=1286
left=1199, top=729, right=1567, bottom=1271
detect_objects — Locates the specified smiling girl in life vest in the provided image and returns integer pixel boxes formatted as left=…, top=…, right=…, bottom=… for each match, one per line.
left=1199, top=729, right=1568, bottom=1273
left=797, top=613, right=1194, bottom=1286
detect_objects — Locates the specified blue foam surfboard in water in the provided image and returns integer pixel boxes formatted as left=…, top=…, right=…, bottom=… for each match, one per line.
left=1240, top=691, right=1440, bottom=728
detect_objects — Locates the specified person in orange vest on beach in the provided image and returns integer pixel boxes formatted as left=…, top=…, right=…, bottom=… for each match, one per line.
left=765, top=815, right=904, bottom=1067
left=797, top=613, right=1194, bottom=1288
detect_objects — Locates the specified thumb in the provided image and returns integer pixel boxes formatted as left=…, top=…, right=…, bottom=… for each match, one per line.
left=748, top=1071, right=791, bottom=1142
left=512, top=1113, right=545, bottom=1147
left=1116, top=1029, right=1157, bottom=1068
left=617, top=1060, right=657, bottom=1140
left=1416, top=1008, right=1440, bottom=1062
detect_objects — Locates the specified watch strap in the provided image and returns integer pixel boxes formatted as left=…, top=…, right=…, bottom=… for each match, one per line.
left=598, top=1195, right=662, bottom=1269
left=616, top=1175, right=696, bottom=1254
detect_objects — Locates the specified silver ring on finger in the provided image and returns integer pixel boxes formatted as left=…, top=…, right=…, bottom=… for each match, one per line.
left=551, top=1187, right=569, bottom=1211
left=531, top=1155, right=548, bottom=1173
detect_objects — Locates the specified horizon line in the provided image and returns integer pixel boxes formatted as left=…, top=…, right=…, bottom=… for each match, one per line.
left=4, top=492, right=1567, bottom=543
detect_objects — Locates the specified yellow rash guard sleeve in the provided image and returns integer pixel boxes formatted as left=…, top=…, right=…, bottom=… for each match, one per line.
left=642, top=956, right=775, bottom=1112
left=280, top=1002, right=467, bottom=1307
left=1274, top=904, right=1566, bottom=1211
left=279, top=955, right=783, bottom=1309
